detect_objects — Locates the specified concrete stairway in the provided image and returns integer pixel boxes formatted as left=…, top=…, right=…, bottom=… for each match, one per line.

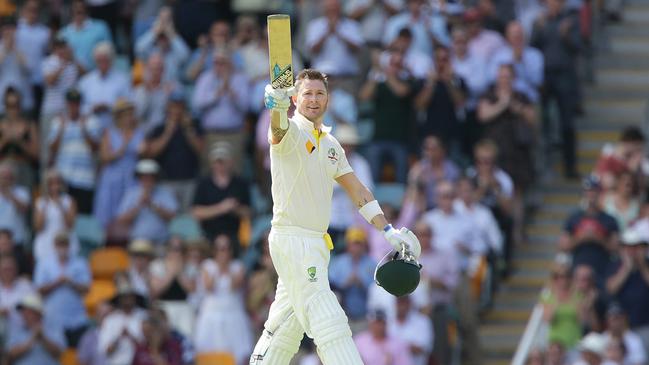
left=479, top=1, right=649, bottom=363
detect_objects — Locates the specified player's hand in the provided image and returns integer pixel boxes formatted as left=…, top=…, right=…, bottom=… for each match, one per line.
left=264, top=84, right=294, bottom=112
left=383, top=225, right=421, bottom=259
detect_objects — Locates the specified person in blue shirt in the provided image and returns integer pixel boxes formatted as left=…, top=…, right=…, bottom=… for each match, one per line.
left=329, top=227, right=377, bottom=321
left=34, top=231, right=91, bottom=347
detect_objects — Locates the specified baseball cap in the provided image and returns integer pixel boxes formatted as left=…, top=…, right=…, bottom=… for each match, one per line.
left=345, top=227, right=367, bottom=243
left=209, top=141, right=232, bottom=161
left=65, top=89, right=82, bottom=102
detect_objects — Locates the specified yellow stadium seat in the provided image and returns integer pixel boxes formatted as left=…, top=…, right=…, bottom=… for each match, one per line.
left=60, top=349, right=79, bottom=365
left=238, top=216, right=251, bottom=248
left=195, top=352, right=236, bottom=365
left=89, top=247, right=129, bottom=280
left=84, top=279, right=116, bottom=317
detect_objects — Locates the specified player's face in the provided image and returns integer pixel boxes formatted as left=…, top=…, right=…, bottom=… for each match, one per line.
left=295, top=79, right=328, bottom=123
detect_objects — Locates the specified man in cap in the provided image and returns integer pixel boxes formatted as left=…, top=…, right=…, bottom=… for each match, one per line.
left=142, top=88, right=204, bottom=211
left=606, top=228, right=649, bottom=354
left=191, top=141, right=250, bottom=252
left=48, top=88, right=101, bottom=213
left=5, top=293, right=66, bottom=365
left=353, top=308, right=413, bottom=365
left=116, top=159, right=178, bottom=245
left=602, top=302, right=647, bottom=365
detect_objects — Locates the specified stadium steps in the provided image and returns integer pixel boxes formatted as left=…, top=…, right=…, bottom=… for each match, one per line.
left=480, top=1, right=649, bottom=363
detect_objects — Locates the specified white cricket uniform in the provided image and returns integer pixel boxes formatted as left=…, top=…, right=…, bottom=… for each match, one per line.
left=253, top=111, right=364, bottom=364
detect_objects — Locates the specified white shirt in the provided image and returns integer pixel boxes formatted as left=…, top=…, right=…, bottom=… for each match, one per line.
left=344, top=0, right=405, bottom=43
left=0, top=186, right=30, bottom=244
left=421, top=208, right=481, bottom=269
left=330, top=152, right=373, bottom=230
left=306, top=17, right=364, bottom=76
left=603, top=331, right=647, bottom=365
left=488, top=46, right=544, bottom=101
left=0, top=278, right=34, bottom=312
left=98, top=309, right=146, bottom=365
left=16, top=19, right=50, bottom=85
left=78, top=69, right=132, bottom=116
left=388, top=311, right=433, bottom=365
left=270, top=112, right=353, bottom=233
left=468, top=30, right=507, bottom=65
left=454, top=199, right=502, bottom=254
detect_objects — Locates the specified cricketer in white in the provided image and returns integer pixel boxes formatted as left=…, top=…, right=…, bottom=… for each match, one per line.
left=250, top=69, right=421, bottom=365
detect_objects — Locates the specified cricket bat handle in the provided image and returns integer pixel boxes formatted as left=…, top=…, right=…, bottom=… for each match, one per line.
left=272, top=109, right=289, bottom=130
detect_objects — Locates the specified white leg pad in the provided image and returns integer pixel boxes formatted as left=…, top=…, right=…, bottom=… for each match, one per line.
left=250, top=314, right=304, bottom=365
left=306, top=291, right=363, bottom=365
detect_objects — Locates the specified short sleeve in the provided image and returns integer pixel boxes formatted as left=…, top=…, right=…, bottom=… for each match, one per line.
left=334, top=145, right=353, bottom=179
left=270, top=118, right=301, bottom=155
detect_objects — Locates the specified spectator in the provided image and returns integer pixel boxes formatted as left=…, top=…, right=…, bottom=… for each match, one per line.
left=415, top=46, right=468, bottom=161
left=34, top=232, right=91, bottom=347
left=246, top=235, right=277, bottom=334
left=573, top=264, right=606, bottom=332
left=185, top=20, right=243, bottom=83
left=0, top=230, right=29, bottom=275
left=604, top=337, right=626, bottom=365
left=408, top=135, right=461, bottom=209
left=77, top=42, right=132, bottom=128
left=540, top=262, right=586, bottom=350
left=0, top=18, right=32, bottom=115
left=601, top=171, right=640, bottom=232
left=135, top=7, right=190, bottom=83
left=387, top=295, right=433, bottom=365
left=605, top=229, right=649, bottom=354
left=573, top=332, right=608, bottom=365
left=464, top=8, right=507, bottom=65
left=115, top=159, right=178, bottom=245
left=383, top=0, right=449, bottom=56
left=126, top=239, right=155, bottom=298
left=131, top=314, right=182, bottom=365
left=526, top=348, right=546, bottom=365
left=134, top=53, right=178, bottom=133
left=131, top=0, right=164, bottom=41
left=93, top=99, right=145, bottom=228
left=194, top=234, right=252, bottom=364
left=359, top=45, right=417, bottom=183
left=594, top=127, right=647, bottom=192
left=16, top=0, right=50, bottom=118
left=559, top=176, right=618, bottom=288
left=0, top=162, right=30, bottom=246
left=98, top=281, right=147, bottom=365
left=602, top=303, right=647, bottom=365
left=141, top=88, right=203, bottom=211
left=5, top=293, right=66, bottom=365
left=40, top=38, right=81, bottom=126
left=48, top=89, right=102, bottom=214
left=530, top=0, right=581, bottom=178
left=32, top=169, right=79, bottom=263
left=149, top=305, right=194, bottom=365
left=0, top=87, right=39, bottom=188
left=547, top=341, right=568, bottom=365
left=0, top=255, right=34, bottom=328
left=330, top=125, right=373, bottom=245
left=58, top=0, right=112, bottom=72
left=191, top=48, right=248, bottom=169
left=386, top=27, right=431, bottom=80
left=345, top=0, right=403, bottom=46
left=306, top=0, right=364, bottom=83
left=354, top=308, right=413, bottom=365
left=411, top=220, right=459, bottom=365
left=329, top=227, right=376, bottom=321
left=76, top=301, right=111, bottom=365
left=488, top=21, right=544, bottom=102
left=191, top=142, right=250, bottom=249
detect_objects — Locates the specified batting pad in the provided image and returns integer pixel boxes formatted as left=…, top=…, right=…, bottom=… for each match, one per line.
left=250, top=315, right=303, bottom=365
left=307, top=291, right=364, bottom=365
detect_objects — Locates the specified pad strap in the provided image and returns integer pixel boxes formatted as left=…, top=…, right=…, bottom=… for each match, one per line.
left=359, top=200, right=383, bottom=224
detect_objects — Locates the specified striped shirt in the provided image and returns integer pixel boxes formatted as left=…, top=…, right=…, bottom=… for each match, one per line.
left=41, top=55, right=79, bottom=119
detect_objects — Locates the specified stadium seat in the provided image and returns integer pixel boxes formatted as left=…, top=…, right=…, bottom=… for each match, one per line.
left=60, top=348, right=79, bottom=365
left=195, top=352, right=236, bottom=365
left=169, top=214, right=203, bottom=240
left=373, top=183, right=406, bottom=209
left=84, top=279, right=116, bottom=317
left=74, top=214, right=105, bottom=257
left=89, top=247, right=129, bottom=280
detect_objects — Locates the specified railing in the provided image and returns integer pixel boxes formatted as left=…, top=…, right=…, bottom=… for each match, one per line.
left=510, top=303, right=545, bottom=365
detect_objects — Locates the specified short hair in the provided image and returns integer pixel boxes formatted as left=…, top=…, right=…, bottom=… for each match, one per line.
left=397, top=27, right=413, bottom=39
left=620, top=126, right=645, bottom=143
left=474, top=138, right=499, bottom=157
left=295, top=69, right=328, bottom=92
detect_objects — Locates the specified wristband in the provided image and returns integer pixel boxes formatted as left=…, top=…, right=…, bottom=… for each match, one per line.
left=359, top=200, right=383, bottom=224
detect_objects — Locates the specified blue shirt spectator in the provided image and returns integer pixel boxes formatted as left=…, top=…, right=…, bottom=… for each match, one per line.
left=58, top=0, right=112, bottom=71
left=16, top=1, right=50, bottom=87
left=134, top=14, right=190, bottom=83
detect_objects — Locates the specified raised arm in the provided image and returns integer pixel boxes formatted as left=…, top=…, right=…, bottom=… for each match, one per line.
left=264, top=85, right=293, bottom=145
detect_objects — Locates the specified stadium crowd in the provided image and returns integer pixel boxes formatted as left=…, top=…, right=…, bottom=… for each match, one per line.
left=0, top=0, right=636, bottom=364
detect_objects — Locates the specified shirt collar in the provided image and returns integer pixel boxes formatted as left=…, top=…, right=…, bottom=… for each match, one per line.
left=293, top=111, right=332, bottom=135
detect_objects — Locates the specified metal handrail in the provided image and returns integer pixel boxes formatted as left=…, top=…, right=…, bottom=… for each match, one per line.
left=511, top=303, right=545, bottom=365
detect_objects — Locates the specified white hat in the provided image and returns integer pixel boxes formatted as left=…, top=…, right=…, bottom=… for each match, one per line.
left=621, top=228, right=648, bottom=246
left=17, top=293, right=44, bottom=314
left=135, top=159, right=160, bottom=175
left=578, top=332, right=608, bottom=357
left=335, top=124, right=359, bottom=145
left=209, top=141, right=232, bottom=161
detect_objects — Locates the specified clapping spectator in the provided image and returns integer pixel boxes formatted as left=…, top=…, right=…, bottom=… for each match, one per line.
left=387, top=295, right=433, bottom=365
left=115, top=159, right=178, bottom=245
left=573, top=265, right=606, bottom=332
left=345, top=0, right=403, bottom=46
left=191, top=142, right=250, bottom=250
left=0, top=162, right=30, bottom=247
left=5, top=293, right=66, bottom=365
left=141, top=89, right=203, bottom=211
left=0, top=18, right=32, bottom=115
left=48, top=89, right=102, bottom=214
left=34, top=232, right=91, bottom=347
left=0, top=87, right=39, bottom=187
left=329, top=227, right=376, bottom=321
left=58, top=0, right=112, bottom=72
left=602, top=303, right=647, bottom=365
left=135, top=7, right=190, bottom=83
left=185, top=20, right=242, bottom=83
left=149, top=237, right=196, bottom=301
left=601, top=171, right=640, bottom=231
left=594, top=127, right=647, bottom=192
left=194, top=234, right=252, bottom=363
left=383, top=0, right=449, bottom=56
left=126, top=239, right=155, bottom=298
left=40, top=39, right=81, bottom=126
left=94, top=99, right=145, bottom=228
left=134, top=53, right=177, bottom=132
left=354, top=309, right=413, bottom=365
left=464, top=8, right=507, bottom=65
left=32, top=169, right=79, bottom=263
left=131, top=314, right=182, bottom=365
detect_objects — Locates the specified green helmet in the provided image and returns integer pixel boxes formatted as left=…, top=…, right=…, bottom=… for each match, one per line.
left=374, top=245, right=422, bottom=297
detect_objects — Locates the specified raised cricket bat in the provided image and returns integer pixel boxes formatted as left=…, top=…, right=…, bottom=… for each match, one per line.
left=267, top=14, right=293, bottom=130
